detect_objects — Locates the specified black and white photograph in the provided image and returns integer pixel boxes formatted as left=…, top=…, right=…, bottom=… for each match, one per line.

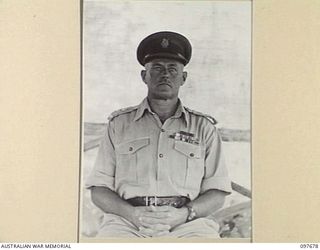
left=81, top=0, right=251, bottom=239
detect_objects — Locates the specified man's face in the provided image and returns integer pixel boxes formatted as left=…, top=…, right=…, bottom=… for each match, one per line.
left=141, top=59, right=187, bottom=100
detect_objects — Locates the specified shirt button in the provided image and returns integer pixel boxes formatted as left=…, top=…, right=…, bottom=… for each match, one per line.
left=190, top=153, right=194, bottom=157
left=129, top=147, right=133, bottom=151
left=159, top=153, right=163, bottom=158
left=161, top=129, right=165, bottom=132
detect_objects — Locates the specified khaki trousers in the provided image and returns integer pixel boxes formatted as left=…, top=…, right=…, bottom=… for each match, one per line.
left=96, top=213, right=220, bottom=238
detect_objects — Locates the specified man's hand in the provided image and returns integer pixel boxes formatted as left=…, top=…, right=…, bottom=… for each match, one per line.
left=129, top=206, right=171, bottom=237
left=138, top=205, right=189, bottom=234
left=129, top=205, right=188, bottom=237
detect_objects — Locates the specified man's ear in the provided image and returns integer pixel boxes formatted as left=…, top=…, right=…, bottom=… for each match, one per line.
left=181, top=71, right=188, bottom=86
left=141, top=70, right=147, bottom=84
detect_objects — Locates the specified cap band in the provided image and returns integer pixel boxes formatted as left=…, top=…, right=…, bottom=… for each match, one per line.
left=143, top=52, right=187, bottom=65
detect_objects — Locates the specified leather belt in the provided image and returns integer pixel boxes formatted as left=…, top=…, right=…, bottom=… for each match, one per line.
left=127, top=196, right=190, bottom=208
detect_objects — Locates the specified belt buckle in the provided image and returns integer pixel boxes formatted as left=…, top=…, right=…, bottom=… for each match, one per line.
left=146, top=196, right=158, bottom=206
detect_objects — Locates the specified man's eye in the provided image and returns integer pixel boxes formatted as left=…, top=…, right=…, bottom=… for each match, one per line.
left=152, top=67, right=162, bottom=71
left=169, top=68, right=177, bottom=73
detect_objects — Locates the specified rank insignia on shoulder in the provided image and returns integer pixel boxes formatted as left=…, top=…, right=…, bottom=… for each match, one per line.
left=169, top=131, right=199, bottom=145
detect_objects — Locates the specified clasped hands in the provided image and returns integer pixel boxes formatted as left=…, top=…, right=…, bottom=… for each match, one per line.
left=131, top=205, right=188, bottom=237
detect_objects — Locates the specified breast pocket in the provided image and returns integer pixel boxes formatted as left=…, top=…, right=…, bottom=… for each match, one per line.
left=115, top=137, right=150, bottom=185
left=174, top=141, right=205, bottom=190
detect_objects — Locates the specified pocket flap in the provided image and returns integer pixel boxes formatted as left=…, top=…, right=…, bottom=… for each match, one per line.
left=174, top=140, right=202, bottom=159
left=116, top=138, right=150, bottom=154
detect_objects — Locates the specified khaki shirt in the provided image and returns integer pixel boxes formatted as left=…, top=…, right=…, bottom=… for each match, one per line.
left=86, top=98, right=232, bottom=200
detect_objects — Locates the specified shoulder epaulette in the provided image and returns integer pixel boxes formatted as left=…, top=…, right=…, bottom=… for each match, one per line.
left=184, top=107, right=217, bottom=125
left=107, top=105, right=139, bottom=121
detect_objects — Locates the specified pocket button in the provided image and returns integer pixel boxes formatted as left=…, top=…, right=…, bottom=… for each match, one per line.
left=190, top=153, right=194, bottom=157
left=129, top=146, right=133, bottom=151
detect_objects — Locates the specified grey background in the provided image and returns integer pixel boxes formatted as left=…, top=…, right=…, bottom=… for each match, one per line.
left=82, top=0, right=251, bottom=238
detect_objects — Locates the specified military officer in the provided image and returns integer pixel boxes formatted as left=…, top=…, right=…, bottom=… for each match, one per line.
left=85, top=31, right=232, bottom=238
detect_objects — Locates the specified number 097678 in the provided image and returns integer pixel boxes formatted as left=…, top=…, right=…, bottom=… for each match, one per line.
left=300, top=244, right=319, bottom=248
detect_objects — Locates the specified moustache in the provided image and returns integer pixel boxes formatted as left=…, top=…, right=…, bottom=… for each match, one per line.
left=158, top=78, right=171, bottom=84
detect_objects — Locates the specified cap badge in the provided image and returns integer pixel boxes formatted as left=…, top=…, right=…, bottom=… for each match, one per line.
left=161, top=38, right=169, bottom=48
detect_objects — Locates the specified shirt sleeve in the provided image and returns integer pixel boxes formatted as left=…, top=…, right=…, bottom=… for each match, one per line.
left=85, top=120, right=116, bottom=191
left=200, top=125, right=232, bottom=194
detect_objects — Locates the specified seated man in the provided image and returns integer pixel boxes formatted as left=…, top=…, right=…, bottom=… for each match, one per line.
left=85, top=31, right=232, bottom=238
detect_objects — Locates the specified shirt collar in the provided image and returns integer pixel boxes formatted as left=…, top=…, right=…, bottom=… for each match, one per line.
left=133, top=97, right=189, bottom=125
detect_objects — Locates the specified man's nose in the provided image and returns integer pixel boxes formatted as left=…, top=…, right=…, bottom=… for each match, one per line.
left=160, top=68, right=170, bottom=76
